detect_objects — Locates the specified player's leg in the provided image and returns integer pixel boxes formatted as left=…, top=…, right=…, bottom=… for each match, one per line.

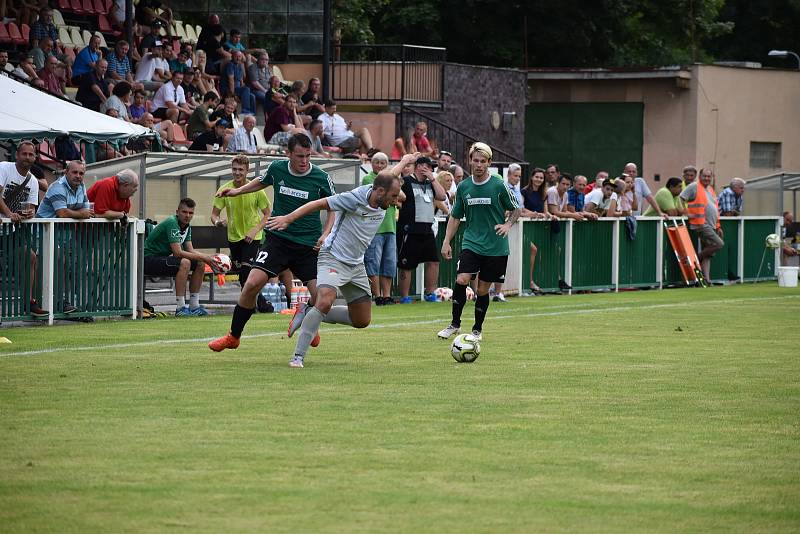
left=328, top=262, right=372, bottom=328
left=289, top=285, right=336, bottom=368
left=472, top=278, right=493, bottom=340
left=438, top=250, right=479, bottom=338
left=286, top=242, right=322, bottom=346
left=471, top=255, right=508, bottom=340
left=187, top=259, right=210, bottom=315
left=174, top=257, right=191, bottom=312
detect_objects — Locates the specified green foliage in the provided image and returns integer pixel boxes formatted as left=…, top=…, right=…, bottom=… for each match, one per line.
left=332, top=0, right=389, bottom=45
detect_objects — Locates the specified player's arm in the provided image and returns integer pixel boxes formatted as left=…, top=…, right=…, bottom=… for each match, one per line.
left=245, top=205, right=272, bottom=243
left=217, top=178, right=268, bottom=197
left=316, top=209, right=335, bottom=249
left=390, top=152, right=418, bottom=176
left=171, top=241, right=220, bottom=269
left=210, top=206, right=227, bottom=227
left=265, top=198, right=330, bottom=232
left=441, top=216, right=461, bottom=260
left=0, top=186, right=22, bottom=222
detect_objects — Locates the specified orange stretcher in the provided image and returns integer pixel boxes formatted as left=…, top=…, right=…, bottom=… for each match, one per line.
left=664, top=219, right=707, bottom=287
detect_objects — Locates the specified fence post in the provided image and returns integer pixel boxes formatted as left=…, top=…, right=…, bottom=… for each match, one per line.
left=773, top=217, right=781, bottom=277
left=564, top=220, right=573, bottom=293
left=41, top=221, right=55, bottom=325
left=612, top=219, right=620, bottom=292
left=737, top=218, right=745, bottom=283
left=656, top=221, right=664, bottom=289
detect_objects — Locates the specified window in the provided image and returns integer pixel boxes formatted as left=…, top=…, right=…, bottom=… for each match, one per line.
left=750, top=142, right=782, bottom=169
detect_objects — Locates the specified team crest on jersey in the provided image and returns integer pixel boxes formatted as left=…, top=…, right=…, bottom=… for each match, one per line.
left=467, top=197, right=491, bottom=205
left=279, top=185, right=310, bottom=199
left=170, top=229, right=181, bottom=238
left=329, top=268, right=338, bottom=274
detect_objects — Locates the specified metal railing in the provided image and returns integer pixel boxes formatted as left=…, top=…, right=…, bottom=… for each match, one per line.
left=331, top=44, right=446, bottom=108
left=1, top=219, right=142, bottom=324
left=399, top=105, right=527, bottom=170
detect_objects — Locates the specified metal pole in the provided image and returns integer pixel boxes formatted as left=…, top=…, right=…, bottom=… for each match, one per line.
left=322, top=0, right=331, bottom=102
left=125, top=0, right=134, bottom=49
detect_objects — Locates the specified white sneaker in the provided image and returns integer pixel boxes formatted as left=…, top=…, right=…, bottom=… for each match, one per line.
left=437, top=324, right=460, bottom=339
left=492, top=293, right=507, bottom=302
left=288, top=355, right=304, bottom=368
left=471, top=330, right=483, bottom=341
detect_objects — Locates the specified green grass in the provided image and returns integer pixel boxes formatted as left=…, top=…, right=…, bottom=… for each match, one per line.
left=1, top=284, right=799, bottom=532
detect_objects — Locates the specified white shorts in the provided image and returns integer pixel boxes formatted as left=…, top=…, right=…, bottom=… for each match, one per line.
left=316, top=250, right=371, bottom=303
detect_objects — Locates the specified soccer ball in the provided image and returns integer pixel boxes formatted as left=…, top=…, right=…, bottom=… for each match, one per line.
left=435, top=287, right=453, bottom=301
left=451, top=333, right=481, bottom=363
left=765, top=233, right=781, bottom=249
left=213, top=253, right=232, bottom=272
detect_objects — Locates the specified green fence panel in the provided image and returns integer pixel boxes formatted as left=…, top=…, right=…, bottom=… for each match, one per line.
left=618, top=219, right=659, bottom=288
left=709, top=219, right=741, bottom=282
left=571, top=220, right=614, bottom=290
left=522, top=220, right=566, bottom=292
left=435, top=221, right=464, bottom=289
left=51, top=222, right=132, bottom=319
left=743, top=219, right=778, bottom=281
left=0, top=223, right=43, bottom=321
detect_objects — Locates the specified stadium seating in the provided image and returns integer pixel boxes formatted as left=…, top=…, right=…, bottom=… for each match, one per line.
left=97, top=14, right=121, bottom=38
left=58, top=26, right=73, bottom=47
left=92, top=0, right=107, bottom=14
left=183, top=24, right=197, bottom=44
left=0, top=24, right=12, bottom=45
left=52, top=9, right=67, bottom=28
left=7, top=23, right=26, bottom=46
left=171, top=123, right=192, bottom=146
left=173, top=21, right=187, bottom=42
left=70, top=27, right=85, bottom=48
left=70, top=0, right=85, bottom=15
left=57, top=0, right=71, bottom=12
left=20, top=24, right=30, bottom=45
left=82, top=0, right=96, bottom=15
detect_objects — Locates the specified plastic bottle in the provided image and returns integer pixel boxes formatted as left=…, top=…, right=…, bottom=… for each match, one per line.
left=279, top=283, right=288, bottom=312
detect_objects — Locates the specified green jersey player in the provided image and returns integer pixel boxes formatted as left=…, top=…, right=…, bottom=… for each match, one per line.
left=437, top=142, right=521, bottom=341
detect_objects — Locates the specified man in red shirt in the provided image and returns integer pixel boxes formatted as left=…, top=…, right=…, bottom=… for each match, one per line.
left=87, top=169, right=139, bottom=219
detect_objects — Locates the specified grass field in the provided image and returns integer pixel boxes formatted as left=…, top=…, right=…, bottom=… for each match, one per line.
left=1, top=284, right=799, bottom=532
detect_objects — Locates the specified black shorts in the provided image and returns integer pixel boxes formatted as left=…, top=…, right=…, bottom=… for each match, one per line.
left=397, top=231, right=439, bottom=270
left=456, top=249, right=509, bottom=283
left=152, top=107, right=171, bottom=119
left=251, top=233, right=318, bottom=282
left=144, top=255, right=199, bottom=276
left=228, top=239, right=261, bottom=269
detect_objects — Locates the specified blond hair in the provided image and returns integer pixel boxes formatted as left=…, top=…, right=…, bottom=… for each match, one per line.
left=469, top=142, right=492, bottom=161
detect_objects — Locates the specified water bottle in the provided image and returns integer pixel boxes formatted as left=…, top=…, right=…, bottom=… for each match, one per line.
left=269, top=283, right=280, bottom=310
left=261, top=284, right=272, bottom=306
left=279, top=283, right=288, bottom=311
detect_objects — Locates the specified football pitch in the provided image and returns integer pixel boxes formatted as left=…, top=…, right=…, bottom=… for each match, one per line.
left=1, top=284, right=799, bottom=532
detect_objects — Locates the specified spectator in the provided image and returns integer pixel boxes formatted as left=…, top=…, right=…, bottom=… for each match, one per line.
left=545, top=163, right=560, bottom=187
left=680, top=167, right=724, bottom=281
left=31, top=37, right=64, bottom=72
left=781, top=211, right=799, bottom=266
left=393, top=122, right=436, bottom=158
left=247, top=52, right=273, bottom=111
left=434, top=170, right=454, bottom=218
left=187, top=91, right=220, bottom=139
left=227, top=115, right=258, bottom=153
left=38, top=55, right=65, bottom=97
left=134, top=42, right=169, bottom=91
left=621, top=162, right=666, bottom=217
left=100, top=81, right=132, bottom=120
left=718, top=177, right=745, bottom=216
left=196, top=14, right=224, bottom=52
left=0, top=141, right=46, bottom=316
left=129, top=89, right=148, bottom=122
left=396, top=154, right=447, bottom=303
left=29, top=6, right=58, bottom=48
left=436, top=150, right=453, bottom=174
left=644, top=177, right=686, bottom=217
left=181, top=69, right=200, bottom=109
left=264, top=94, right=303, bottom=146
left=0, top=50, right=13, bottom=75
left=362, top=151, right=405, bottom=305
left=192, top=50, right=215, bottom=95
left=520, top=167, right=550, bottom=293
left=221, top=50, right=256, bottom=116
left=199, top=23, right=230, bottom=75
left=210, top=96, right=238, bottom=129
left=320, top=100, right=376, bottom=157
left=566, top=175, right=588, bottom=214
left=37, top=160, right=93, bottom=314
left=87, top=169, right=139, bottom=219
left=263, top=75, right=287, bottom=115
left=139, top=112, right=175, bottom=146
left=13, top=53, right=40, bottom=84
left=110, top=0, right=126, bottom=28
left=71, top=34, right=102, bottom=85
left=143, top=198, right=221, bottom=316
left=180, top=43, right=194, bottom=68
left=189, top=120, right=228, bottom=151
left=138, top=24, right=158, bottom=56
left=106, top=40, right=137, bottom=88
left=168, top=49, right=192, bottom=74
left=547, top=175, right=585, bottom=220
left=305, top=119, right=329, bottom=158
left=584, top=170, right=608, bottom=195
left=505, top=163, right=523, bottom=206
left=287, top=80, right=314, bottom=126
left=75, top=59, right=109, bottom=112
left=135, top=0, right=173, bottom=35
left=682, top=164, right=697, bottom=188
left=606, top=176, right=636, bottom=217
left=452, top=165, right=464, bottom=187
left=300, top=77, right=325, bottom=120
left=152, top=70, right=191, bottom=123
left=211, top=154, right=271, bottom=311
left=584, top=179, right=616, bottom=216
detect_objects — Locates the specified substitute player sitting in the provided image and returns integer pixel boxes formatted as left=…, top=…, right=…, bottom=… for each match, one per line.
left=437, top=142, right=520, bottom=341
left=265, top=171, right=402, bottom=368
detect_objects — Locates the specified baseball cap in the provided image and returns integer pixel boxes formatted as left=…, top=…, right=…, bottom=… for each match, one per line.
left=415, top=156, right=433, bottom=167
left=216, top=119, right=229, bottom=128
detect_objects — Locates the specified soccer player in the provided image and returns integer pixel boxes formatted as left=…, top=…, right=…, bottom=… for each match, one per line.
left=265, top=170, right=402, bottom=368
left=209, top=133, right=336, bottom=352
left=437, top=142, right=521, bottom=341
left=211, top=154, right=272, bottom=312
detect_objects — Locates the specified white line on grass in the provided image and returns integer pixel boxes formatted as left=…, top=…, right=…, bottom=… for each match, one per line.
left=2, top=294, right=798, bottom=359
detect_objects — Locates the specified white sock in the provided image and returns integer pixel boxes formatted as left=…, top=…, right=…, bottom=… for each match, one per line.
left=176, top=295, right=186, bottom=308
left=323, top=305, right=353, bottom=326
left=189, top=293, right=200, bottom=308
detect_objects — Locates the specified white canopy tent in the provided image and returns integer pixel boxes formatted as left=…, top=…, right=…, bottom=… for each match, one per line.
left=0, top=75, right=153, bottom=142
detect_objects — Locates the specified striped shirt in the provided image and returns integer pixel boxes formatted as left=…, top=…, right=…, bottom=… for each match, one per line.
left=36, top=175, right=89, bottom=218
left=107, top=52, right=132, bottom=79
left=226, top=126, right=258, bottom=153
left=717, top=187, right=743, bottom=215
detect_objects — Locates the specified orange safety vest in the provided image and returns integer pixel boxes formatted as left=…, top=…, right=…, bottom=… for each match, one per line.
left=686, top=182, right=720, bottom=229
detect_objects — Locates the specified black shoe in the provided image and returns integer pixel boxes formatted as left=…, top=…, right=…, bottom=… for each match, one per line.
left=558, top=280, right=572, bottom=291
left=257, top=293, right=272, bottom=313
left=30, top=300, right=48, bottom=317
left=62, top=300, right=77, bottom=314
left=374, top=296, right=384, bottom=306
left=383, top=297, right=395, bottom=305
